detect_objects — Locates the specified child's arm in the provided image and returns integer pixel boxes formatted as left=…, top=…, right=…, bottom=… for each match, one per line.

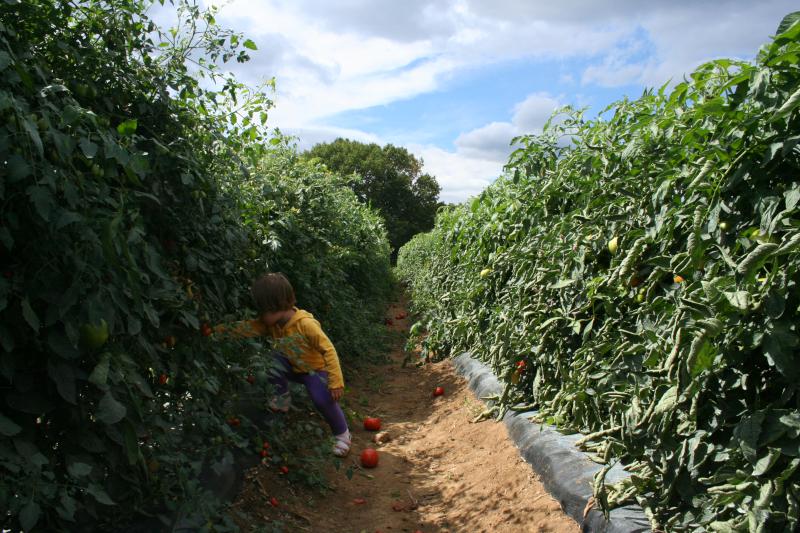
left=299, top=318, right=345, bottom=390
left=213, top=319, right=267, bottom=338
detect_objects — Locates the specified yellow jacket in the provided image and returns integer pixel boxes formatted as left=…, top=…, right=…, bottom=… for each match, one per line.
left=218, top=308, right=344, bottom=389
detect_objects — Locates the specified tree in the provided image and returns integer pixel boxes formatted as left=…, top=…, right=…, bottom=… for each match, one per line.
left=304, top=138, right=441, bottom=257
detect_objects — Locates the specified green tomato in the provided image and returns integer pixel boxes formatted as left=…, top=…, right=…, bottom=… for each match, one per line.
left=607, top=236, right=619, bottom=255
left=80, top=319, right=109, bottom=350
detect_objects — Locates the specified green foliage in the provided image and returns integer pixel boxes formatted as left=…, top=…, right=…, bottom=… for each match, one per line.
left=304, top=138, right=441, bottom=258
left=0, top=1, right=392, bottom=530
left=398, top=12, right=800, bottom=532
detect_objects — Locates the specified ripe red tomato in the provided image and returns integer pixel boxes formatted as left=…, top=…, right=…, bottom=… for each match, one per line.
left=270, top=496, right=279, bottom=507
left=200, top=323, right=212, bottom=337
left=260, top=449, right=268, bottom=458
left=280, top=466, right=289, bottom=474
left=433, top=386, right=445, bottom=397
left=262, top=441, right=270, bottom=449
left=363, top=417, right=382, bottom=431
left=384, top=318, right=393, bottom=326
left=246, top=375, right=256, bottom=384
left=158, top=374, right=168, bottom=385
left=360, top=448, right=379, bottom=468
left=516, top=360, right=526, bottom=371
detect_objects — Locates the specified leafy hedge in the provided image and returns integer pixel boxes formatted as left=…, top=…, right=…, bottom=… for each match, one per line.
left=398, top=13, right=800, bottom=532
left=0, top=1, right=391, bottom=530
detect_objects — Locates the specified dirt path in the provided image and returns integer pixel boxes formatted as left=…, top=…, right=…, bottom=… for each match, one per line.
left=234, top=302, right=579, bottom=532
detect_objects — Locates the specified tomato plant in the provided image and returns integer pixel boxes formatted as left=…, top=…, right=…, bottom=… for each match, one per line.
left=398, top=12, right=800, bottom=531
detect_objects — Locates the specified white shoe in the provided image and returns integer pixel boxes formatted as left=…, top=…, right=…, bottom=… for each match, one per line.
left=332, top=430, right=351, bottom=457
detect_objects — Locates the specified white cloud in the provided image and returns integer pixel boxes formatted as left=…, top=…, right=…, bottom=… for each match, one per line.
left=191, top=0, right=797, bottom=204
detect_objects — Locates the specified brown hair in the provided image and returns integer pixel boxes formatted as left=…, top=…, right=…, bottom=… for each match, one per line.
left=251, top=272, right=296, bottom=314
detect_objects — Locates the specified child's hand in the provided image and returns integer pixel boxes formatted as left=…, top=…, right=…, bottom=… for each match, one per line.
left=330, top=387, right=344, bottom=401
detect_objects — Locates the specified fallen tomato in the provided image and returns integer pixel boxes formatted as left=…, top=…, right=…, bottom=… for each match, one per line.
left=353, top=498, right=366, bottom=505
left=360, top=448, right=379, bottom=468
left=363, top=417, right=382, bottom=431
left=270, top=497, right=279, bottom=507
left=280, top=466, right=289, bottom=474
left=246, top=375, right=256, bottom=385
left=432, top=386, right=445, bottom=397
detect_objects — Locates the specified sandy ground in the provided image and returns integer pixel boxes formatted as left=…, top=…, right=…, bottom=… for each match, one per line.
left=233, top=302, right=578, bottom=533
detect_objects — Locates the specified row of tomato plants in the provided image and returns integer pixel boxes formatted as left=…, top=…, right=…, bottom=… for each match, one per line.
left=1, top=1, right=392, bottom=531
left=398, top=13, right=800, bottom=532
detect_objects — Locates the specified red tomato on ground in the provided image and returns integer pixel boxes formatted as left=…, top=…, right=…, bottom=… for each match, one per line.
left=433, top=386, right=445, bottom=397
left=363, top=417, right=382, bottom=431
left=360, top=448, right=379, bottom=468
left=280, top=466, right=289, bottom=474
left=270, top=497, right=279, bottom=507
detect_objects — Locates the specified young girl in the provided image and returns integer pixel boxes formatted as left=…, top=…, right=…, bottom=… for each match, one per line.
left=222, top=272, right=351, bottom=457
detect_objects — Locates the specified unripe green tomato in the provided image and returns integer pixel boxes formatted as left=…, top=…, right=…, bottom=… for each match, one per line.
left=607, top=237, right=619, bottom=255
left=91, top=164, right=103, bottom=177
left=80, top=319, right=109, bottom=350
left=718, top=221, right=728, bottom=231
left=635, top=290, right=646, bottom=304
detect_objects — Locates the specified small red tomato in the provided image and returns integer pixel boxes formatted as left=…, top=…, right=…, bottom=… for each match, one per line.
left=262, top=441, right=270, bottom=449
left=260, top=449, right=268, bottom=458
left=158, top=374, right=168, bottom=385
left=353, top=498, right=366, bottom=505
left=246, top=375, right=256, bottom=385
left=227, top=417, right=240, bottom=427
left=363, top=417, right=382, bottom=431
left=200, top=323, right=212, bottom=337
left=360, top=448, right=379, bottom=468
left=516, top=360, right=526, bottom=371
left=270, top=497, right=279, bottom=507
left=280, top=466, right=289, bottom=474
left=432, top=386, right=445, bottom=397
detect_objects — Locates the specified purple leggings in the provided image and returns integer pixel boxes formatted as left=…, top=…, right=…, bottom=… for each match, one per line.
left=270, top=353, right=348, bottom=435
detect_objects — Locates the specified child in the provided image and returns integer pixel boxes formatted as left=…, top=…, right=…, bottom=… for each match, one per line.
left=224, top=272, right=351, bottom=457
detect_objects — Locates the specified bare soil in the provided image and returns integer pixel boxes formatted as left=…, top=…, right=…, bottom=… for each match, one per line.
left=233, top=302, right=579, bottom=533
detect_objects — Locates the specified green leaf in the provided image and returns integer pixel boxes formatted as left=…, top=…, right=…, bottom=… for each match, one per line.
left=21, top=298, right=40, bottom=331
left=79, top=137, right=98, bottom=159
left=67, top=461, right=92, bottom=478
left=96, top=392, right=126, bottom=424
left=752, top=448, right=781, bottom=476
left=27, top=186, right=55, bottom=221
left=243, top=38, right=257, bottom=50
left=0, top=413, right=21, bottom=436
left=116, top=119, right=138, bottom=136
left=549, top=278, right=577, bottom=289
left=86, top=484, right=116, bottom=505
left=763, top=322, right=799, bottom=379
left=47, top=361, right=77, bottom=404
left=19, top=501, right=41, bottom=531
left=734, top=411, right=765, bottom=464
left=723, top=291, right=750, bottom=310
left=7, top=154, right=31, bottom=182
left=88, top=353, right=111, bottom=388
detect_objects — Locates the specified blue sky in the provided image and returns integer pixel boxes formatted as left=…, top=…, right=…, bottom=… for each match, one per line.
left=182, top=0, right=797, bottom=203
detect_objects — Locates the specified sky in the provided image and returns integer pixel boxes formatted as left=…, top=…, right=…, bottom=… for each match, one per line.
left=156, top=1, right=797, bottom=203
